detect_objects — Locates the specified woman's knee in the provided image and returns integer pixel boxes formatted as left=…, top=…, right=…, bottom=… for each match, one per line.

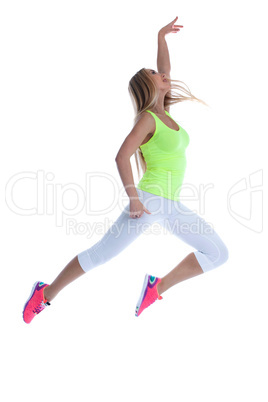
left=77, top=238, right=111, bottom=273
left=213, top=239, right=229, bottom=267
left=200, top=234, right=229, bottom=271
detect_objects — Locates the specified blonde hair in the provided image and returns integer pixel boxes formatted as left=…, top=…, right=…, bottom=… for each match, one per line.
left=128, top=68, right=208, bottom=180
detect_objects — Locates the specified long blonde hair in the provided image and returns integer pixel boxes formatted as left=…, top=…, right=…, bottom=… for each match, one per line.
left=128, top=68, right=208, bottom=180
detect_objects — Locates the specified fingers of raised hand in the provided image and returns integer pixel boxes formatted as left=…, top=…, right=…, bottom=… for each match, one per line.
left=172, top=22, right=183, bottom=29
left=171, top=16, right=183, bottom=32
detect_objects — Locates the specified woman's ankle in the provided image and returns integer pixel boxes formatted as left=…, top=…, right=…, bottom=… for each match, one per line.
left=44, top=285, right=53, bottom=303
left=157, top=280, right=164, bottom=296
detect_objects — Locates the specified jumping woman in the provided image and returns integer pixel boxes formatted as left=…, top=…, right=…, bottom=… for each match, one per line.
left=23, top=17, right=229, bottom=324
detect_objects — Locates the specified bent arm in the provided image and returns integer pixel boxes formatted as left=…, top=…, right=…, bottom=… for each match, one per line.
left=115, top=112, right=154, bottom=201
left=115, top=157, right=139, bottom=201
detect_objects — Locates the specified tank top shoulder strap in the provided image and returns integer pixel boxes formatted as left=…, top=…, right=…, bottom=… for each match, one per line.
left=145, top=109, right=172, bottom=125
left=145, top=110, right=158, bottom=125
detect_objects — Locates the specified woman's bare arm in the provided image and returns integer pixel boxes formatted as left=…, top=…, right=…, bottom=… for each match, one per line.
left=157, top=33, right=171, bottom=75
left=115, top=112, right=154, bottom=201
left=157, top=16, right=183, bottom=75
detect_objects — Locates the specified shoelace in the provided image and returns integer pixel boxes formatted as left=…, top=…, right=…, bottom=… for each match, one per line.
left=33, top=300, right=50, bottom=314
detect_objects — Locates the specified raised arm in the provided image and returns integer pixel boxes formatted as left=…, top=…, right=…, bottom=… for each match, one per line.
left=157, top=33, right=171, bottom=75
left=157, top=16, right=183, bottom=76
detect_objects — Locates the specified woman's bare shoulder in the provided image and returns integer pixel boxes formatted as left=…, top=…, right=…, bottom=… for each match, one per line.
left=137, top=110, right=150, bottom=118
left=135, top=110, right=153, bottom=124
left=134, top=110, right=155, bottom=134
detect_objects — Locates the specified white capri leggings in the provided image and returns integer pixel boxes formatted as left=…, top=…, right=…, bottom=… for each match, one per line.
left=78, top=189, right=229, bottom=273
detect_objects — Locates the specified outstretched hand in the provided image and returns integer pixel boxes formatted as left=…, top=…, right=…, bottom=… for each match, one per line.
left=159, top=16, right=183, bottom=36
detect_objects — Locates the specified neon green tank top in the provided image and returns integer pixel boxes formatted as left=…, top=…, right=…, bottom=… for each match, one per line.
left=137, top=110, right=190, bottom=201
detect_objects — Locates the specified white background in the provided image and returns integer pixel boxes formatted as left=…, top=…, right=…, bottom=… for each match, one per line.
left=1, top=0, right=267, bottom=401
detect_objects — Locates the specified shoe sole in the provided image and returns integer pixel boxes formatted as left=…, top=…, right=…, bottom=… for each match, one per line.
left=22, top=281, right=39, bottom=323
left=135, top=274, right=149, bottom=316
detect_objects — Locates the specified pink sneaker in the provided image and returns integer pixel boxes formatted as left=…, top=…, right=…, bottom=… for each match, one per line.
left=135, top=274, right=163, bottom=317
left=23, top=281, right=50, bottom=324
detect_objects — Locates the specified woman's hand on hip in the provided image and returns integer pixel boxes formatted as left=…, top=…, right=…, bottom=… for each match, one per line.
left=159, top=16, right=183, bottom=37
left=129, top=199, right=151, bottom=219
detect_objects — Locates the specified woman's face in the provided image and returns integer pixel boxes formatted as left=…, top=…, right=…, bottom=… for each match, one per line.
left=146, top=68, right=171, bottom=92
